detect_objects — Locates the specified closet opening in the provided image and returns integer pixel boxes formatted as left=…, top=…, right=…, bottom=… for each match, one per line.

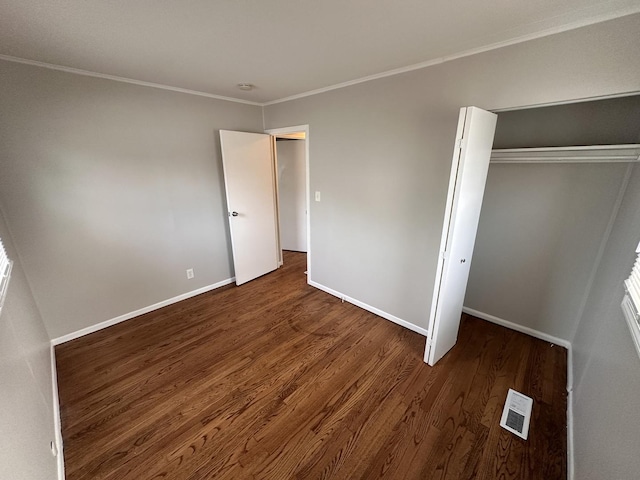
left=426, top=94, right=640, bottom=366
left=463, top=94, right=640, bottom=354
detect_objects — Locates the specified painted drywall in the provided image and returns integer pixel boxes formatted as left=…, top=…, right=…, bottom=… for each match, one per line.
left=465, top=163, right=629, bottom=340
left=0, top=60, right=263, bottom=339
left=276, top=139, right=307, bottom=252
left=571, top=164, right=640, bottom=479
left=0, top=210, right=58, bottom=480
left=493, top=95, right=640, bottom=148
left=264, top=14, right=640, bottom=331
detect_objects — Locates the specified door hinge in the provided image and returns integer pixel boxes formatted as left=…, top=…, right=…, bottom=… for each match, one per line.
left=455, top=138, right=465, bottom=150
left=440, top=250, right=448, bottom=259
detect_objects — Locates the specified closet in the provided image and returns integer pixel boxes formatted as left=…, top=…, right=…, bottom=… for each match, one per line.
left=463, top=95, right=640, bottom=345
left=425, top=96, right=640, bottom=366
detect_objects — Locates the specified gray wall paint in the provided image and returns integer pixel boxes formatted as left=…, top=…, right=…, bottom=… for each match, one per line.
left=264, top=14, right=640, bottom=331
left=571, top=164, right=640, bottom=480
left=0, top=60, right=263, bottom=339
left=465, top=163, right=629, bottom=340
left=493, top=95, right=640, bottom=148
left=0, top=210, right=58, bottom=480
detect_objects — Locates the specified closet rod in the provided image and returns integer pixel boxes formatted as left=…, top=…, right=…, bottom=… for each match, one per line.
left=491, top=144, right=640, bottom=164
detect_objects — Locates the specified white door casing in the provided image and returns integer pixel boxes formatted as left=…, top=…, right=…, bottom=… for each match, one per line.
left=220, top=130, right=279, bottom=285
left=425, top=107, right=498, bottom=365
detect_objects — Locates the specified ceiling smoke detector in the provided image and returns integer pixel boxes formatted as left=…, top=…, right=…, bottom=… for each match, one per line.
left=236, top=83, right=254, bottom=91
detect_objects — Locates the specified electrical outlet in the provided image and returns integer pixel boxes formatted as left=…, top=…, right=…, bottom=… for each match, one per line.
left=315, top=191, right=321, bottom=202
left=186, top=268, right=194, bottom=279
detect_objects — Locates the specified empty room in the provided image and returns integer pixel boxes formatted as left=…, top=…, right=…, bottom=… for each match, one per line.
left=1, top=2, right=640, bottom=479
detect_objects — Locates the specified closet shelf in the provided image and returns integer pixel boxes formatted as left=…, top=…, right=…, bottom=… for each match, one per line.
left=490, top=144, right=640, bottom=164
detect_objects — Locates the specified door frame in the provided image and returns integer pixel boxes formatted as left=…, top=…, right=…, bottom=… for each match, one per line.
left=264, top=124, right=311, bottom=281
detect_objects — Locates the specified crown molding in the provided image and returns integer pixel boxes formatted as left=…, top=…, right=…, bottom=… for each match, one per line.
left=1, top=7, right=639, bottom=108
left=491, top=90, right=640, bottom=112
left=0, top=54, right=262, bottom=106
left=263, top=7, right=640, bottom=106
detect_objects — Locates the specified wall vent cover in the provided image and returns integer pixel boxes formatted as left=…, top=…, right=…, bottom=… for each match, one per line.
left=500, top=388, right=533, bottom=440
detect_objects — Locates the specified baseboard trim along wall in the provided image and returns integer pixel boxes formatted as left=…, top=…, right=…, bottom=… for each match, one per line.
left=50, top=345, right=65, bottom=480
left=462, top=306, right=571, bottom=349
left=462, top=306, right=575, bottom=389
left=52, top=277, right=236, bottom=345
left=567, top=389, right=575, bottom=480
left=462, top=306, right=574, bottom=479
left=308, top=280, right=429, bottom=337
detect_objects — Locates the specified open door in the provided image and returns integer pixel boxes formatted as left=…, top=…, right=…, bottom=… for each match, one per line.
left=220, top=130, right=279, bottom=285
left=425, top=107, right=497, bottom=365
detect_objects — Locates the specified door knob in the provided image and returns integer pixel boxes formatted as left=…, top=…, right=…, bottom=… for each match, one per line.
left=460, top=258, right=466, bottom=263
left=230, top=211, right=239, bottom=217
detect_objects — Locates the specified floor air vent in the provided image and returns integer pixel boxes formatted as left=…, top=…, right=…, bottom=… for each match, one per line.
left=500, top=389, right=533, bottom=440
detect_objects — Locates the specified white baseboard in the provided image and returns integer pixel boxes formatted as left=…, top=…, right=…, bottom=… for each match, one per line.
left=308, top=280, right=428, bottom=336
left=50, top=345, right=65, bottom=480
left=52, top=278, right=235, bottom=345
left=567, top=388, right=575, bottom=480
left=566, top=336, right=574, bottom=480
left=462, top=306, right=575, bottom=479
left=462, top=307, right=571, bottom=349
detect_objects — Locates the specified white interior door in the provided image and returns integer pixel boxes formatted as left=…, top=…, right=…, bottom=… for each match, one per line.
left=425, top=107, right=497, bottom=365
left=220, top=130, right=279, bottom=285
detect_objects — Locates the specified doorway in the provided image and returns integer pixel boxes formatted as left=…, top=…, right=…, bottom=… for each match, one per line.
left=219, top=126, right=310, bottom=285
left=266, top=125, right=311, bottom=279
left=274, top=138, right=307, bottom=254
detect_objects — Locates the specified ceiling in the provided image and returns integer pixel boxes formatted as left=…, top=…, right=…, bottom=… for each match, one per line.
left=1, top=1, right=639, bottom=104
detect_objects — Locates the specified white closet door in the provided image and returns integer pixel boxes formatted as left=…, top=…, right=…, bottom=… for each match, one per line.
left=220, top=130, right=279, bottom=285
left=425, top=107, right=497, bottom=365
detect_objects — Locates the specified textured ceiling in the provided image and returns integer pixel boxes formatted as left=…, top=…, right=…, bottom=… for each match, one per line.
left=1, top=0, right=639, bottom=103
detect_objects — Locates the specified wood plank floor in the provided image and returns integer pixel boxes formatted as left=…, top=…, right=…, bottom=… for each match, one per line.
left=56, top=251, right=567, bottom=480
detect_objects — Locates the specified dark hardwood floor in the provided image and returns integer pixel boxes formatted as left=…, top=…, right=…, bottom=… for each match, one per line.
left=56, top=251, right=567, bottom=479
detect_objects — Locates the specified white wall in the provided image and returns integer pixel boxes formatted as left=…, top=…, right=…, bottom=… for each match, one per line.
left=264, top=14, right=640, bottom=332
left=276, top=139, right=307, bottom=252
left=0, top=209, right=58, bottom=480
left=571, top=164, right=640, bottom=480
left=0, top=60, right=263, bottom=339
left=465, top=162, right=629, bottom=340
